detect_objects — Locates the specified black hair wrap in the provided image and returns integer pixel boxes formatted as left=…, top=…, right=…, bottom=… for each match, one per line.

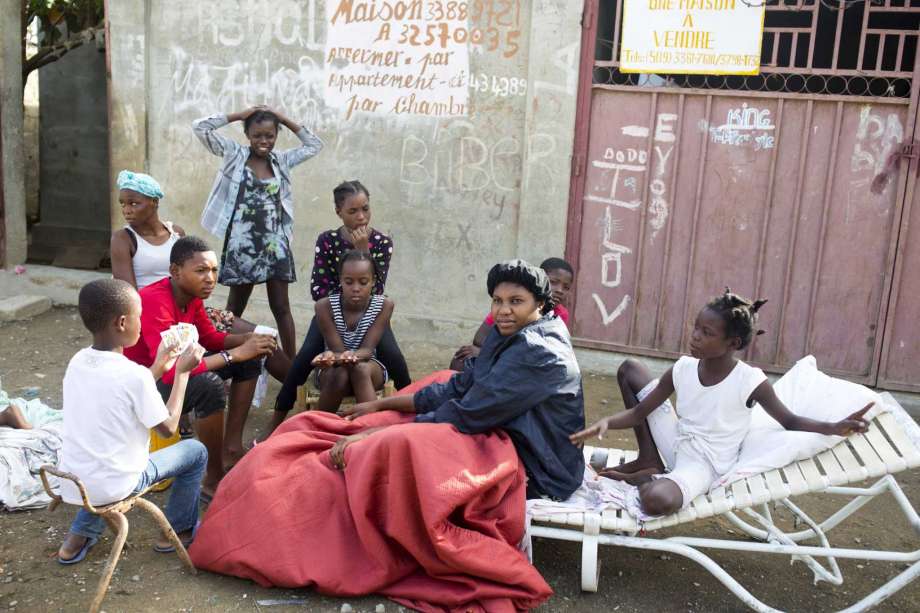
left=486, top=259, right=555, bottom=315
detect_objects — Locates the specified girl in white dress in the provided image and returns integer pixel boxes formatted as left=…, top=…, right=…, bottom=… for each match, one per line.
left=571, top=289, right=872, bottom=516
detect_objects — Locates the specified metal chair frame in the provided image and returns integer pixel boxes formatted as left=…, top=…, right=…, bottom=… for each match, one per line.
left=39, top=465, right=197, bottom=613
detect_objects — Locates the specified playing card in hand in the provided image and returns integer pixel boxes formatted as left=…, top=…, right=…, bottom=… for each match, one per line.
left=160, top=323, right=199, bottom=353
left=253, top=325, right=278, bottom=338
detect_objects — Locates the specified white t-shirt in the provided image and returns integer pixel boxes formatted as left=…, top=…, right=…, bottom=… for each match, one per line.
left=672, top=356, right=767, bottom=474
left=59, top=348, right=169, bottom=506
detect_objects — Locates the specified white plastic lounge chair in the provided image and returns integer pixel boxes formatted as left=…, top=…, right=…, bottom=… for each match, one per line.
left=528, top=393, right=920, bottom=612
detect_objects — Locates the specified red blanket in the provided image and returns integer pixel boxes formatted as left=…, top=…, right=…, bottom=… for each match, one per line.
left=189, top=372, right=552, bottom=612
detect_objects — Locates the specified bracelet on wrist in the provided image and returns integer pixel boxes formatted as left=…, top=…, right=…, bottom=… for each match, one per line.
left=220, top=350, right=233, bottom=366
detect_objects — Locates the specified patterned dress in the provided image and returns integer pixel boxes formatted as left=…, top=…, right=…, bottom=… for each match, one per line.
left=219, top=167, right=296, bottom=285
left=310, top=228, right=393, bottom=301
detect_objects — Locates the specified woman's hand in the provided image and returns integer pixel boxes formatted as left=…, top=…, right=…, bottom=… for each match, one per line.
left=312, top=351, right=336, bottom=368
left=339, top=399, right=381, bottom=420
left=349, top=225, right=370, bottom=252
left=569, top=417, right=612, bottom=446
left=228, top=106, right=267, bottom=123
left=329, top=432, right=370, bottom=469
left=263, top=106, right=300, bottom=132
left=828, top=403, right=873, bottom=436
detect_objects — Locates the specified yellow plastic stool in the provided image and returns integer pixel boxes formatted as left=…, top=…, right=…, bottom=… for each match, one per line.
left=148, top=428, right=180, bottom=491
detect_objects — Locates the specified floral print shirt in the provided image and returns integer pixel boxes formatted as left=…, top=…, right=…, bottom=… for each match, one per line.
left=310, top=228, right=393, bottom=301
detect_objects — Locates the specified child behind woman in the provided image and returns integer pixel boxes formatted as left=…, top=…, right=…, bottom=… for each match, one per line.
left=310, top=250, right=394, bottom=412
left=450, top=257, right=574, bottom=371
left=571, top=288, right=872, bottom=517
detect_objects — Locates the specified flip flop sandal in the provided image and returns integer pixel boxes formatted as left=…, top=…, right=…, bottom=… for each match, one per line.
left=57, top=536, right=99, bottom=565
left=153, top=520, right=200, bottom=553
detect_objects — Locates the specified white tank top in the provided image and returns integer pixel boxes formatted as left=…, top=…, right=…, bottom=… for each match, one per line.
left=671, top=356, right=767, bottom=474
left=125, top=222, right=180, bottom=289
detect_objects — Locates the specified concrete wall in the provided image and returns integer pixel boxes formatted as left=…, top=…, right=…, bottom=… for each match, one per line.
left=24, top=73, right=39, bottom=225
left=37, top=42, right=110, bottom=237
left=106, top=0, right=583, bottom=343
left=0, top=0, right=26, bottom=268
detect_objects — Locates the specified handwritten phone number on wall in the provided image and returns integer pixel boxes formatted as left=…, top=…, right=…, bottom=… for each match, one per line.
left=397, top=23, right=521, bottom=57
left=468, top=73, right=527, bottom=97
left=426, top=1, right=523, bottom=28
left=638, top=50, right=760, bottom=68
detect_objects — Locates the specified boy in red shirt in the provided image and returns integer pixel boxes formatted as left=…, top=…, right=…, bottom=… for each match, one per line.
left=126, top=236, right=276, bottom=498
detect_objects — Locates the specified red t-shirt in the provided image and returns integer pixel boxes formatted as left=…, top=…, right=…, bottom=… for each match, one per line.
left=124, top=277, right=228, bottom=385
left=484, top=303, right=570, bottom=327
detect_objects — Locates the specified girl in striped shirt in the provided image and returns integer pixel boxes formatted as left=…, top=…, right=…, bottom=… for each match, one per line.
left=310, top=250, right=394, bottom=412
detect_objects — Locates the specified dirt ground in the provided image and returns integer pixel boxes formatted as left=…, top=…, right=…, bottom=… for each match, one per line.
left=1, top=306, right=918, bottom=612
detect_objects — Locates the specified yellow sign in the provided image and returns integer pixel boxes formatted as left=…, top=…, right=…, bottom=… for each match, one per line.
left=620, top=0, right=765, bottom=75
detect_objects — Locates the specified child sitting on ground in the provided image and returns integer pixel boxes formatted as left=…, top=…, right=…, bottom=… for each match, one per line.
left=310, top=250, right=394, bottom=412
left=124, top=237, right=277, bottom=499
left=57, top=279, right=206, bottom=564
left=450, top=257, right=574, bottom=371
left=570, top=288, right=872, bottom=517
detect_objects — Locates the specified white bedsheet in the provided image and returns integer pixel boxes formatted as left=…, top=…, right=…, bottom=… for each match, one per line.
left=0, top=396, right=63, bottom=511
left=528, top=356, right=891, bottom=526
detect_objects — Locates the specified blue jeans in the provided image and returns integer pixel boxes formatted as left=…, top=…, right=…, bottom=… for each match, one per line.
left=69, top=439, right=207, bottom=539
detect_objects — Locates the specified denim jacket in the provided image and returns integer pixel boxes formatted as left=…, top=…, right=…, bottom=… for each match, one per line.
left=193, top=113, right=323, bottom=241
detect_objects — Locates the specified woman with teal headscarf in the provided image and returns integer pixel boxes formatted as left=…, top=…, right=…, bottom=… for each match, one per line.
left=110, top=170, right=185, bottom=289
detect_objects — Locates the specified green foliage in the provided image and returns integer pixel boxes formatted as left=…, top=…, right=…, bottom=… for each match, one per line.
left=22, top=0, right=104, bottom=80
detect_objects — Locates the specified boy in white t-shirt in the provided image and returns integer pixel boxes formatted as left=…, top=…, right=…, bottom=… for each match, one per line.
left=56, top=279, right=205, bottom=564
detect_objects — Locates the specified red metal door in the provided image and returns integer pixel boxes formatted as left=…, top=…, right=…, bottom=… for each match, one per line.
left=879, top=49, right=920, bottom=392
left=567, top=0, right=920, bottom=385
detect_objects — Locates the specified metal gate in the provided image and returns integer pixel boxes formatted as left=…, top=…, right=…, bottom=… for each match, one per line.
left=566, top=0, right=920, bottom=388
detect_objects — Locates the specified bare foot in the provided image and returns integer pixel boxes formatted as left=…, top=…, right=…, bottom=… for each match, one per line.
left=222, top=446, right=247, bottom=472
left=613, top=457, right=664, bottom=475
left=598, top=466, right=663, bottom=485
left=0, top=403, right=31, bottom=430
left=58, top=533, right=88, bottom=561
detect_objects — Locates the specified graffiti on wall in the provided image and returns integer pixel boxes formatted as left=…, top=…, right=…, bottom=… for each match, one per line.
left=588, top=113, right=676, bottom=325
left=705, top=103, right=775, bottom=150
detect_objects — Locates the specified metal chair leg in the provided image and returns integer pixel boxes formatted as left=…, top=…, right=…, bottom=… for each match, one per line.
left=90, top=512, right=129, bottom=613
left=134, top=498, right=197, bottom=573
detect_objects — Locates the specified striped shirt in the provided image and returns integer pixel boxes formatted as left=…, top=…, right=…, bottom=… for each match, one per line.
left=328, top=294, right=385, bottom=352
left=193, top=113, right=323, bottom=240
